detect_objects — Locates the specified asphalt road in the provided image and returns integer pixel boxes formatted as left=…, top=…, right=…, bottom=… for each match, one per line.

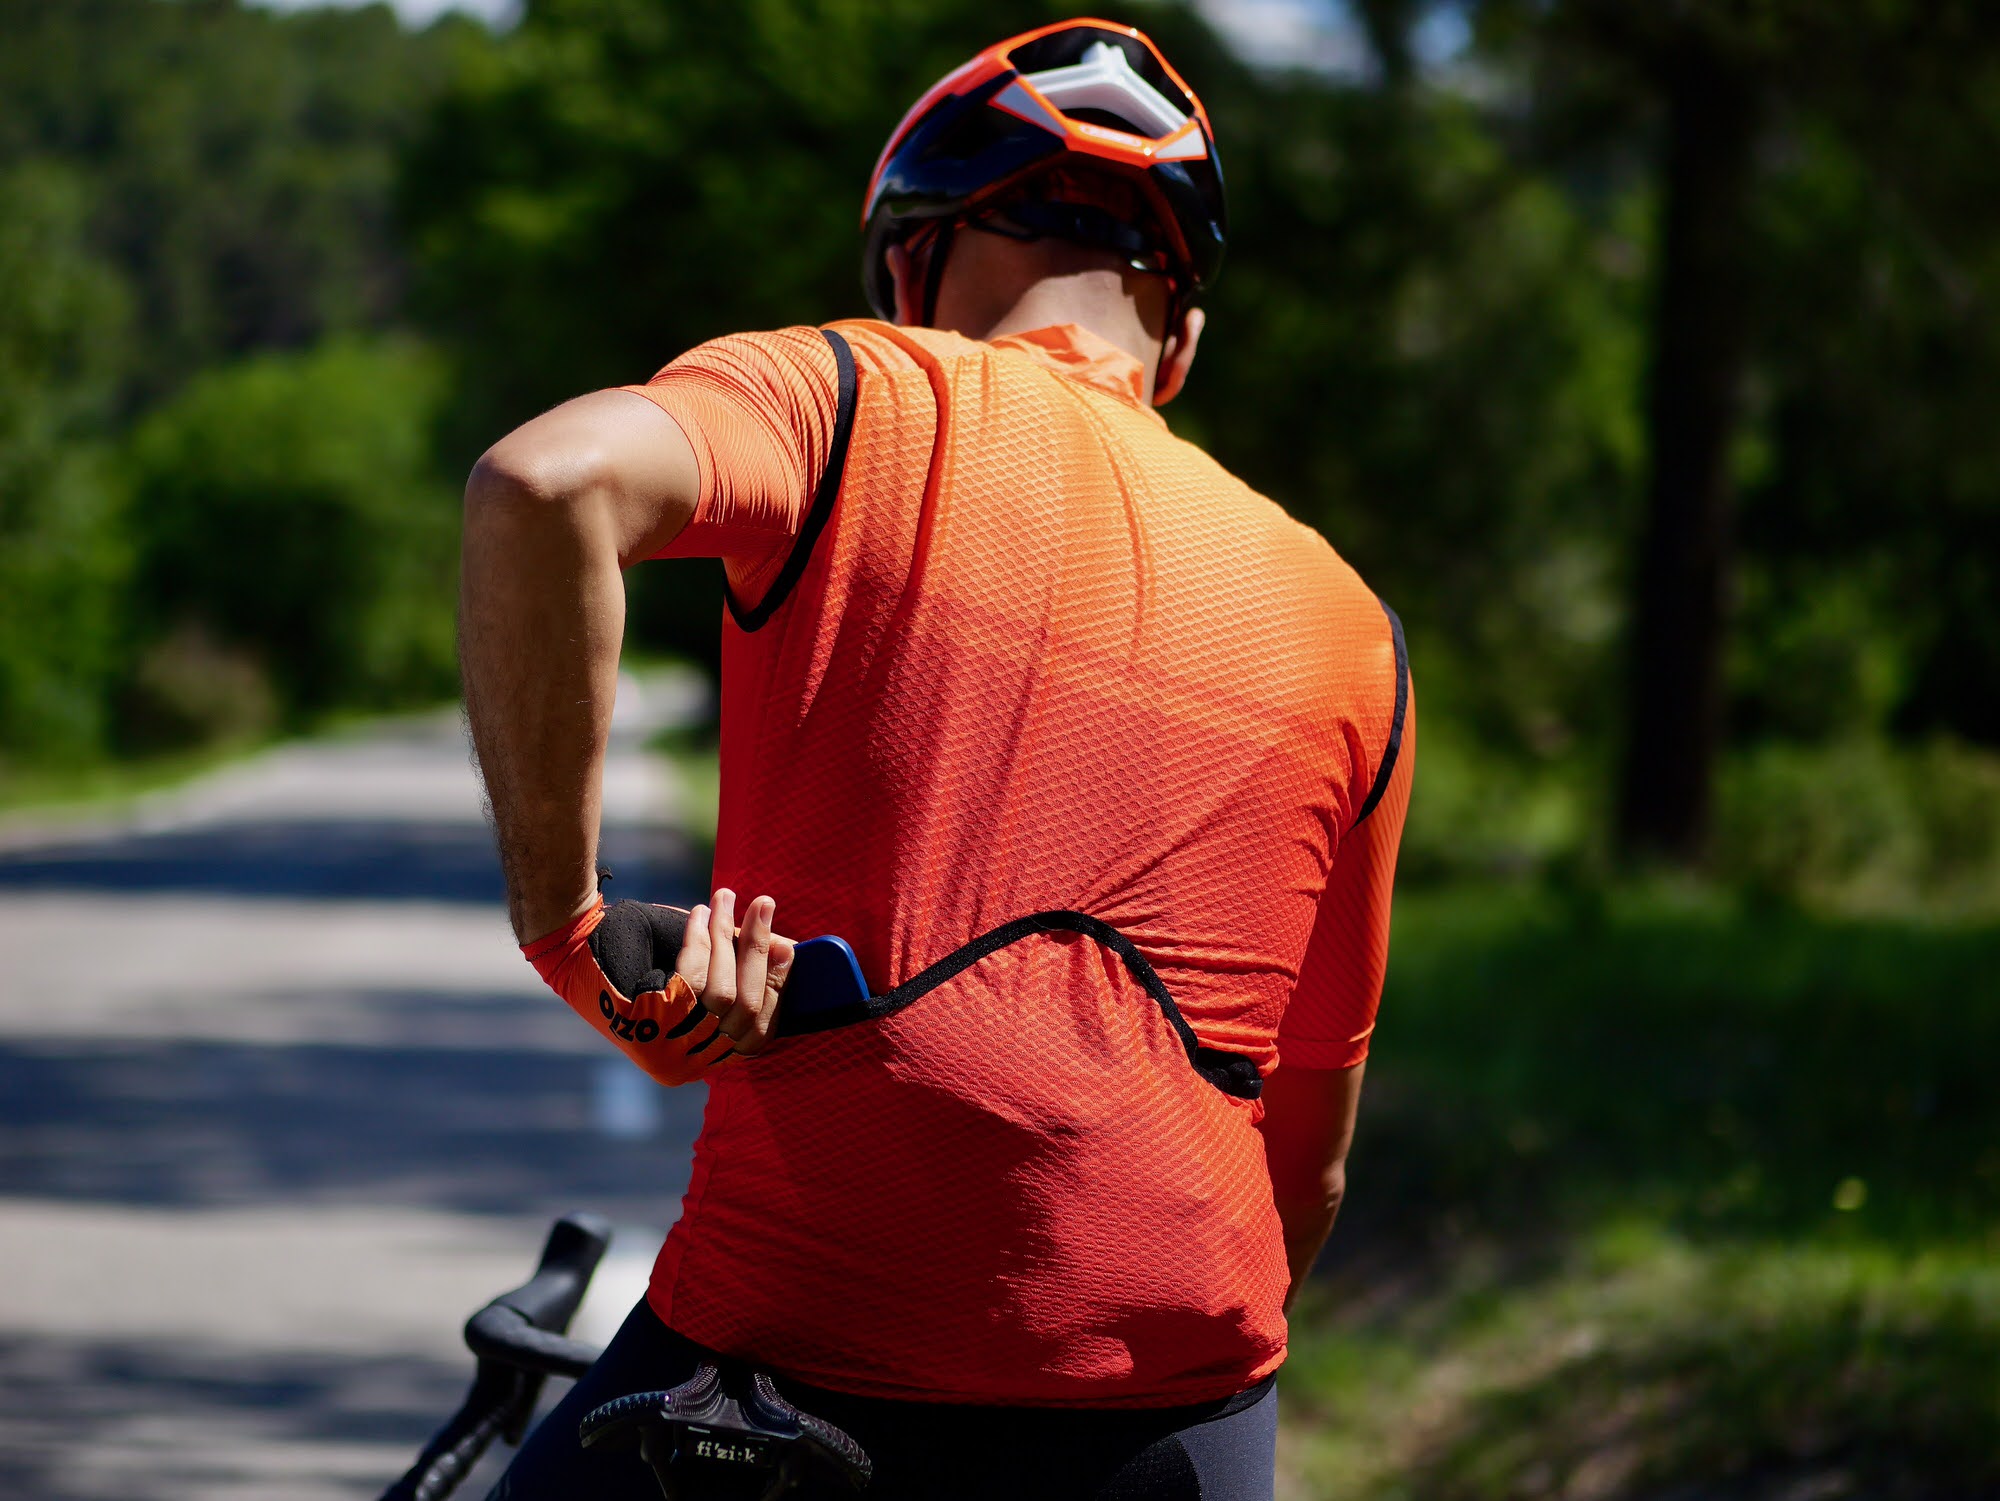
left=0, top=674, right=712, bottom=1500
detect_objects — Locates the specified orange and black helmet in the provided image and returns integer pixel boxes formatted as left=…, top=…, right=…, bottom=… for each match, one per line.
left=861, top=18, right=1226, bottom=323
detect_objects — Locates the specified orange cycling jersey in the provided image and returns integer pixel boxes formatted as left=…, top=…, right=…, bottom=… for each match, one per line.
left=615, top=318, right=1413, bottom=1406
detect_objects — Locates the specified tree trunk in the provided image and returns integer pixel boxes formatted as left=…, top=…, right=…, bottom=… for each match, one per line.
left=1616, top=43, right=1759, bottom=864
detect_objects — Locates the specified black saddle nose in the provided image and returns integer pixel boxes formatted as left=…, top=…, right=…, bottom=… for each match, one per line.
left=581, top=1360, right=871, bottom=1499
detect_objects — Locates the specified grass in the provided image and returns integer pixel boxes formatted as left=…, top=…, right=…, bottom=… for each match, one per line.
left=0, top=698, right=461, bottom=824
left=1278, top=882, right=2000, bottom=1500
left=0, top=740, right=265, bottom=820
left=1282, top=1230, right=2000, bottom=1500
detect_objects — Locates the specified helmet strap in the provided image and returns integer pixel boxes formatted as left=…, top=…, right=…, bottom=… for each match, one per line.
left=920, top=222, right=954, bottom=328
left=1153, top=280, right=1192, bottom=405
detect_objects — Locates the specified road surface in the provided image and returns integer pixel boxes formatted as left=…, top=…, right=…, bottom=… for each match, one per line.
left=0, top=674, right=711, bottom=1500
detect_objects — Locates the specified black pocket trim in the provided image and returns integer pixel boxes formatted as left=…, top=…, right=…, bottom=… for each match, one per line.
left=1351, top=597, right=1408, bottom=830
left=725, top=327, right=858, bottom=632
left=779, top=911, right=1262, bottom=1100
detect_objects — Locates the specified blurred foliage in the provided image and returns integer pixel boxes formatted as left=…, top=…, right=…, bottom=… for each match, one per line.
left=1475, top=0, right=2000, bottom=856
left=0, top=163, right=133, bottom=759
left=0, top=0, right=1996, bottom=894
left=0, top=0, right=469, bottom=773
left=1717, top=737, right=2000, bottom=915
left=1356, top=884, right=2000, bottom=1248
left=0, top=0, right=470, bottom=403
left=122, top=338, right=460, bottom=740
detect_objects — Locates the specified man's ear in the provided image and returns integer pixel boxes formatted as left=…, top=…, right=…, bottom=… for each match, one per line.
left=886, top=242, right=922, bottom=327
left=1153, top=305, right=1206, bottom=407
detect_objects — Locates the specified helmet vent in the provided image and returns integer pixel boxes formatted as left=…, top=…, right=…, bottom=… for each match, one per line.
left=1021, top=40, right=1189, bottom=142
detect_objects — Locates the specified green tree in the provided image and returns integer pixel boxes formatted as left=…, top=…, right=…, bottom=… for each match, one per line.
left=0, top=0, right=482, bottom=761
left=406, top=0, right=1641, bottom=712
left=0, top=164, right=132, bottom=761
left=0, top=0, right=474, bottom=405
left=123, top=338, right=460, bottom=734
left=1460, top=0, right=2000, bottom=861
left=404, top=0, right=1083, bottom=666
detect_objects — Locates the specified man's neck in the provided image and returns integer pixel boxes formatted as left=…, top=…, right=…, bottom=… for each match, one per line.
left=975, top=278, right=1156, bottom=357
left=932, top=239, right=1165, bottom=401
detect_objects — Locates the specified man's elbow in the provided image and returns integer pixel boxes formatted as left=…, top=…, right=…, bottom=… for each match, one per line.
left=1271, top=1158, right=1347, bottom=1228
left=1321, top=1159, right=1348, bottom=1219
left=464, top=431, right=611, bottom=527
left=461, top=443, right=619, bottom=595
left=467, top=443, right=564, bottom=516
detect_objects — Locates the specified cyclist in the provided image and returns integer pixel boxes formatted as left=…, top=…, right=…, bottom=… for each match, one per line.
left=458, top=19, right=1413, bottom=1500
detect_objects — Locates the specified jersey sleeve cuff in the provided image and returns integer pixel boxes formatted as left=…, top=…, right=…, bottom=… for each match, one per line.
left=1275, top=1030, right=1371, bottom=1070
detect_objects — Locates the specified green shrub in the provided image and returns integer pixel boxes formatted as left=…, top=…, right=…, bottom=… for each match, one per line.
left=1398, top=709, right=1596, bottom=881
left=1392, top=692, right=2000, bottom=910
left=120, top=338, right=460, bottom=743
left=1717, top=737, right=2000, bottom=913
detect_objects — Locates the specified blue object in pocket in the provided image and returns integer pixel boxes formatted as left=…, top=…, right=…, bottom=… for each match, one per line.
left=775, top=934, right=873, bottom=1035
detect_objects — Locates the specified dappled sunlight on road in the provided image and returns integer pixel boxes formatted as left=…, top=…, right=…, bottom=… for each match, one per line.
left=0, top=673, right=702, bottom=1499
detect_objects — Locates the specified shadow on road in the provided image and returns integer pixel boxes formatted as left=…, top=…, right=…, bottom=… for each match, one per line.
left=0, top=1334, right=514, bottom=1501
left=0, top=1030, right=706, bottom=1222
left=0, top=821, right=702, bottom=906
left=0, top=704, right=711, bottom=1498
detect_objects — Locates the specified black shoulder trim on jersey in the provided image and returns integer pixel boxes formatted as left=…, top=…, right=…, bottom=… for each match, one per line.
left=725, top=327, right=858, bottom=633
left=776, top=910, right=1262, bottom=1099
left=1351, top=597, right=1409, bottom=830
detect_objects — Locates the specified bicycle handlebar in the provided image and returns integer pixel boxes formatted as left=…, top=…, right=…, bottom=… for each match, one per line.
left=379, top=1212, right=611, bottom=1501
left=463, top=1303, right=598, bottom=1380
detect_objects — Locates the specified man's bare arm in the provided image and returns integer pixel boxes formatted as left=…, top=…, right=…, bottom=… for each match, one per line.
left=459, top=390, right=700, bottom=941
left=1259, top=1060, right=1367, bottom=1307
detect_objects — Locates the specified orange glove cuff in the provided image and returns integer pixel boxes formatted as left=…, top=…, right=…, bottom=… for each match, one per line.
left=522, top=897, right=734, bottom=1086
left=521, top=896, right=606, bottom=974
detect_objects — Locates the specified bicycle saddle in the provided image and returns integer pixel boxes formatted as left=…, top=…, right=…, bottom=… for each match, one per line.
left=580, top=1360, right=871, bottom=1500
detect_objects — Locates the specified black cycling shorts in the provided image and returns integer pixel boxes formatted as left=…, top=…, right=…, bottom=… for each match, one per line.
left=488, top=1300, right=1277, bottom=1501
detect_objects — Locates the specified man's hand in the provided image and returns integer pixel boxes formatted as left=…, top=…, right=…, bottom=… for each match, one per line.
left=674, top=889, right=793, bottom=1057
left=523, top=886, right=794, bottom=1085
